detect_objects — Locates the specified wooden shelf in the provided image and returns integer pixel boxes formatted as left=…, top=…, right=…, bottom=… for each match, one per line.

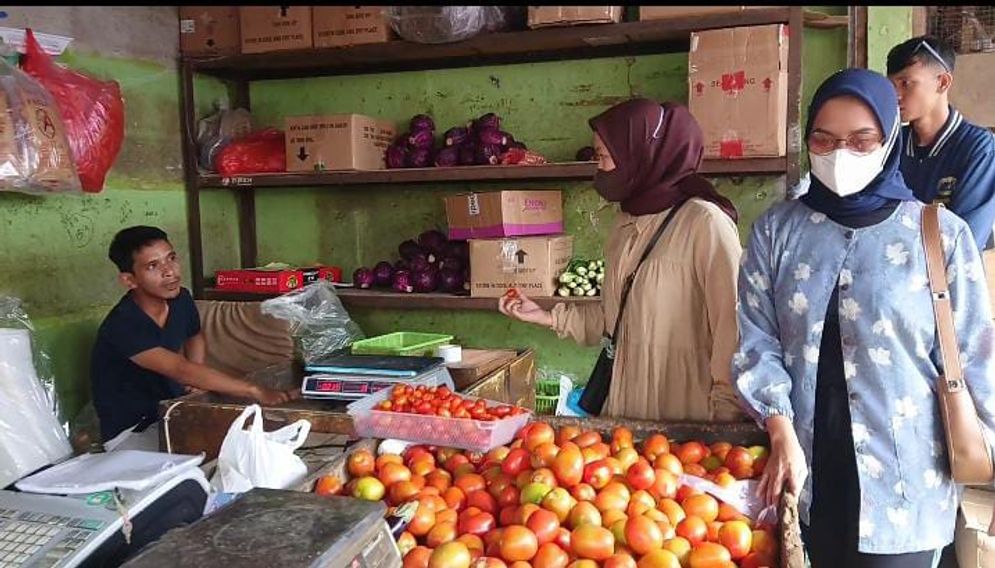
left=199, top=158, right=785, bottom=189
left=184, top=8, right=793, bottom=80
left=202, top=287, right=598, bottom=311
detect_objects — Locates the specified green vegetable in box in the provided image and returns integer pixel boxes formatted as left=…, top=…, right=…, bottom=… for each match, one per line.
left=557, top=257, right=605, bottom=297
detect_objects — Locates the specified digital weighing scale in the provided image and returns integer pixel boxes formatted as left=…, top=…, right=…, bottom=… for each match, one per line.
left=301, top=356, right=451, bottom=402
left=121, top=489, right=401, bottom=568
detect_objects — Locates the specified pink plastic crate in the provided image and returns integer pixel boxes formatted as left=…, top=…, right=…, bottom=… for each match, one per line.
left=349, top=390, right=532, bottom=452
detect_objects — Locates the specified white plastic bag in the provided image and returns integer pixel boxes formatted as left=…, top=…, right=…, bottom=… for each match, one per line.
left=209, top=404, right=311, bottom=493
left=679, top=473, right=777, bottom=525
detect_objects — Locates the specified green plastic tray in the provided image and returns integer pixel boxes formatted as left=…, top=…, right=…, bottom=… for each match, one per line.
left=351, top=332, right=455, bottom=357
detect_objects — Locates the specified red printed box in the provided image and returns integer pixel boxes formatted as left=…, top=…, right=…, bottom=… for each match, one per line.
left=215, top=265, right=342, bottom=294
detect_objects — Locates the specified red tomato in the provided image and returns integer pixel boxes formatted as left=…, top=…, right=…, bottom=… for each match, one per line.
left=403, top=546, right=432, bottom=568
left=570, top=525, right=615, bottom=561
left=675, top=441, right=707, bottom=465
left=552, top=442, right=584, bottom=487
left=525, top=508, right=560, bottom=545
left=718, top=520, right=752, bottom=560
left=314, top=475, right=342, bottom=496
left=458, top=511, right=496, bottom=537
left=532, top=543, right=570, bottom=568
left=625, top=459, right=656, bottom=491
left=467, top=490, right=498, bottom=514
left=624, top=515, right=663, bottom=556
left=502, top=448, right=532, bottom=476
left=675, top=516, right=707, bottom=545
left=688, top=542, right=731, bottom=568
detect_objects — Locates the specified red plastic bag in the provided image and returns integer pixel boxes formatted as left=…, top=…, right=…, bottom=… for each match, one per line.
left=21, top=29, right=124, bottom=194
left=214, top=129, right=286, bottom=176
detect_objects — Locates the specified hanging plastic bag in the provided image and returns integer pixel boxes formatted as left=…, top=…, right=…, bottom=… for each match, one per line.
left=214, top=128, right=286, bottom=176
left=0, top=49, right=81, bottom=194
left=0, top=296, right=72, bottom=488
left=386, top=6, right=517, bottom=44
left=209, top=404, right=311, bottom=493
left=21, top=28, right=123, bottom=193
left=260, top=280, right=364, bottom=363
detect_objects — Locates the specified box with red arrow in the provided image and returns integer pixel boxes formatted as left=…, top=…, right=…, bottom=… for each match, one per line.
left=688, top=24, right=789, bottom=159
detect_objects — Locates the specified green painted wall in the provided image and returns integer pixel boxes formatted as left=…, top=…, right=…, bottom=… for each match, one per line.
left=203, top=10, right=852, bottom=386
left=868, top=7, right=914, bottom=75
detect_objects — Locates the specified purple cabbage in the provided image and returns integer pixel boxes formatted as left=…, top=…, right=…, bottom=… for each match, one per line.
left=399, top=239, right=426, bottom=261
left=410, top=114, right=435, bottom=133
left=434, top=146, right=460, bottom=167
left=576, top=146, right=596, bottom=161
left=407, top=147, right=433, bottom=168
left=441, top=240, right=469, bottom=261
left=408, top=129, right=435, bottom=149
left=475, top=144, right=502, bottom=166
left=444, top=127, right=469, bottom=147
left=353, top=267, right=375, bottom=289
left=478, top=128, right=509, bottom=147
left=392, top=270, right=414, bottom=294
left=418, top=229, right=448, bottom=254
left=373, top=261, right=394, bottom=287
left=394, top=259, right=410, bottom=271
left=458, top=144, right=477, bottom=166
left=439, top=268, right=464, bottom=293
left=437, top=256, right=464, bottom=273
left=473, top=113, right=501, bottom=133
left=408, top=256, right=432, bottom=274
left=413, top=268, right=439, bottom=293
left=386, top=144, right=408, bottom=169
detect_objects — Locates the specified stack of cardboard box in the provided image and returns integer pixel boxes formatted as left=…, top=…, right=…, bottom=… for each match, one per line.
left=178, top=6, right=395, bottom=57
left=445, top=190, right=573, bottom=298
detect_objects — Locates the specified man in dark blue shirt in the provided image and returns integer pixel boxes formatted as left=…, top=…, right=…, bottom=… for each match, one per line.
left=888, top=36, right=995, bottom=251
left=91, top=226, right=296, bottom=442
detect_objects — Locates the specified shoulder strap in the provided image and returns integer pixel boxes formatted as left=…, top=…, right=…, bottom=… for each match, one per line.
left=922, top=204, right=966, bottom=393
left=609, top=200, right=687, bottom=344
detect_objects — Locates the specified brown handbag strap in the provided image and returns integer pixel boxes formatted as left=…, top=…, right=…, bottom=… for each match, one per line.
left=922, top=204, right=967, bottom=393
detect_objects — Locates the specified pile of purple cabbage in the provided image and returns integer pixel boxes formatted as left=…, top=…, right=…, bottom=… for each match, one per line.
left=352, top=229, right=471, bottom=294
left=385, top=113, right=528, bottom=169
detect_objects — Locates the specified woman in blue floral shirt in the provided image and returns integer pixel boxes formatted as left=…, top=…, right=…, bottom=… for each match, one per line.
left=734, top=68, right=995, bottom=566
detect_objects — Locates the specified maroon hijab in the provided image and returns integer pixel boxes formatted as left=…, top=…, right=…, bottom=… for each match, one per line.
left=589, top=98, right=738, bottom=222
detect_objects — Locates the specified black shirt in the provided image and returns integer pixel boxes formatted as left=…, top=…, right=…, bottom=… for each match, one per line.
left=90, top=288, right=201, bottom=441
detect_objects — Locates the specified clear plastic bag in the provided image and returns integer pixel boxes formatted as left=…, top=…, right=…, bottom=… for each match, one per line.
left=0, top=50, right=81, bottom=195
left=386, top=6, right=517, bottom=44
left=259, top=281, right=364, bottom=364
left=679, top=473, right=777, bottom=525
left=196, top=100, right=252, bottom=173
left=0, top=296, right=72, bottom=488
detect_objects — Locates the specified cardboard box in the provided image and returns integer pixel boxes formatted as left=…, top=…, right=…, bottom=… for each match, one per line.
left=528, top=6, right=622, bottom=29
left=179, top=7, right=240, bottom=56
left=284, top=114, right=396, bottom=172
left=312, top=6, right=395, bottom=48
left=956, top=487, right=995, bottom=568
left=469, top=235, right=574, bottom=298
left=951, top=53, right=995, bottom=128
left=445, top=190, right=564, bottom=240
left=215, top=266, right=342, bottom=294
left=639, top=6, right=774, bottom=21
left=688, top=24, right=789, bottom=159
left=239, top=6, right=312, bottom=54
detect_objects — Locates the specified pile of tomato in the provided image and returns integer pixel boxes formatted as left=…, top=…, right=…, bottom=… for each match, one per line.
left=375, top=385, right=528, bottom=421
left=315, top=423, right=776, bottom=568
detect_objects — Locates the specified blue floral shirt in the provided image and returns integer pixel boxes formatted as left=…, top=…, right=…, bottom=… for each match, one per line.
left=734, top=199, right=995, bottom=554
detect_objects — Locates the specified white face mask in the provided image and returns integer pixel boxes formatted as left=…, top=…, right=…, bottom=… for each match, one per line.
left=809, top=142, right=889, bottom=197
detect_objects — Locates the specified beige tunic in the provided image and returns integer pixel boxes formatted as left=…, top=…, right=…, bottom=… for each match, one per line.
left=551, top=198, right=745, bottom=422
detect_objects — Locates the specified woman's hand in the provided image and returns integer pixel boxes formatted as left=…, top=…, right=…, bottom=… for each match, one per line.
left=757, top=415, right=808, bottom=507
left=498, top=288, right=554, bottom=328
left=989, top=502, right=995, bottom=536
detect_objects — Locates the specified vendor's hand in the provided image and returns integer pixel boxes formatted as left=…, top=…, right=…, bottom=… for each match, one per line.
left=757, top=415, right=808, bottom=507
left=989, top=501, right=995, bottom=536
left=498, top=289, right=553, bottom=328
left=252, top=386, right=294, bottom=406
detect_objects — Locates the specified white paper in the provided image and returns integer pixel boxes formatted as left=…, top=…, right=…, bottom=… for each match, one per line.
left=0, top=27, right=73, bottom=56
left=16, top=450, right=204, bottom=495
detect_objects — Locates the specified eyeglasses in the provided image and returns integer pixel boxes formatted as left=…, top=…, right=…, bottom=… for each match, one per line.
left=807, top=131, right=884, bottom=156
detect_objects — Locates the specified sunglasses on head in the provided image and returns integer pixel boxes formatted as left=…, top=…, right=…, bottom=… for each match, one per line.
left=914, top=40, right=952, bottom=73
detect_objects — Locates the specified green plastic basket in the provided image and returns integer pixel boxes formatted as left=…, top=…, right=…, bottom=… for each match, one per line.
left=535, top=377, right=562, bottom=415
left=351, top=332, right=455, bottom=357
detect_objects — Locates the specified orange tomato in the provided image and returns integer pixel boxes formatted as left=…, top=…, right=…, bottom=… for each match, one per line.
left=570, top=525, right=615, bottom=561
left=499, top=525, right=539, bottom=562
left=635, top=549, right=681, bottom=568
left=533, top=443, right=561, bottom=468
left=557, top=426, right=582, bottom=445
left=682, top=463, right=708, bottom=477
left=376, top=453, right=404, bottom=472
left=662, top=537, right=691, bottom=566
left=739, top=552, right=775, bottom=568
left=426, top=469, right=453, bottom=493
left=706, top=521, right=723, bottom=543
left=388, top=481, right=421, bottom=506
left=688, top=542, right=731, bottom=568
left=397, top=531, right=417, bottom=556
left=444, top=487, right=467, bottom=512
left=410, top=457, right=436, bottom=477
left=427, top=521, right=458, bottom=548
left=716, top=502, right=742, bottom=523
left=751, top=529, right=777, bottom=557
left=380, top=462, right=413, bottom=487
left=571, top=484, right=597, bottom=503
left=429, top=542, right=473, bottom=568
left=552, top=442, right=584, bottom=487
left=675, top=442, right=707, bottom=465
left=524, top=423, right=556, bottom=452
left=602, top=509, right=628, bottom=530
left=515, top=503, right=542, bottom=526
left=573, top=431, right=603, bottom=449
left=456, top=474, right=487, bottom=495
left=532, top=543, right=570, bottom=568
left=649, top=470, right=679, bottom=501
left=604, top=553, right=637, bottom=568
left=347, top=450, right=376, bottom=478
left=526, top=508, right=561, bottom=546
left=459, top=533, right=486, bottom=554
left=675, top=516, right=707, bottom=545
left=658, top=499, right=686, bottom=527
left=532, top=468, right=558, bottom=489
left=718, top=520, right=752, bottom=560
left=568, top=501, right=602, bottom=529
left=403, top=546, right=432, bottom=568
left=653, top=454, right=684, bottom=476
left=641, top=434, right=671, bottom=460
left=314, top=475, right=342, bottom=496
left=611, top=427, right=634, bottom=444
left=408, top=503, right=437, bottom=537
left=624, top=515, right=664, bottom=556
left=437, top=508, right=459, bottom=526
left=594, top=488, right=629, bottom=514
